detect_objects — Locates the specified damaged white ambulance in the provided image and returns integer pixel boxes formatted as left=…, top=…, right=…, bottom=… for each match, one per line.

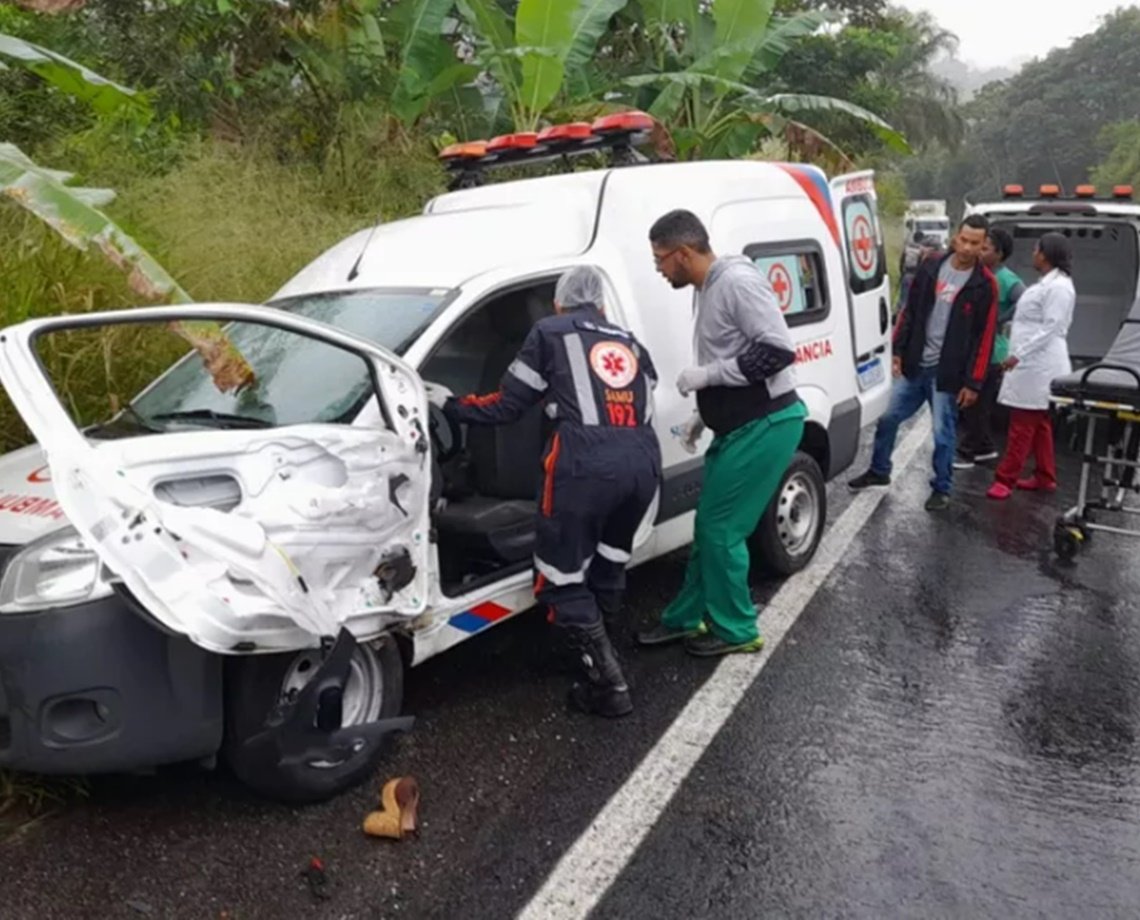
left=0, top=117, right=892, bottom=801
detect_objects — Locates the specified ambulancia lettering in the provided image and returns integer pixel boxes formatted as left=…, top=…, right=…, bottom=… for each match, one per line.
left=796, top=339, right=834, bottom=364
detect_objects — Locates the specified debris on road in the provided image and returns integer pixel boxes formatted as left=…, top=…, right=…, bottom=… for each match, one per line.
left=300, top=856, right=332, bottom=902
left=363, top=776, right=420, bottom=840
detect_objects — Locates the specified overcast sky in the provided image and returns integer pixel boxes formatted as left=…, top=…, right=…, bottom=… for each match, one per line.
left=897, top=0, right=1132, bottom=68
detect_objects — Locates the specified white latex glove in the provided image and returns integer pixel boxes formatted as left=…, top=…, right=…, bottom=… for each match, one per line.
left=676, top=365, right=711, bottom=396
left=424, top=381, right=453, bottom=409
left=673, top=412, right=706, bottom=455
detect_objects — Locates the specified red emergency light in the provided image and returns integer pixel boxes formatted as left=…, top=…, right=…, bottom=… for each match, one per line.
left=1039, top=184, right=1061, bottom=198
left=592, top=111, right=654, bottom=134
left=1114, top=185, right=1135, bottom=200
left=437, top=112, right=655, bottom=191
left=1002, top=184, right=1024, bottom=198
left=537, top=122, right=595, bottom=143
left=487, top=132, right=539, bottom=153
left=1075, top=185, right=1096, bottom=198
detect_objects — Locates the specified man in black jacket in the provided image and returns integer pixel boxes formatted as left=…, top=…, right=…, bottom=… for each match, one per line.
left=849, top=214, right=998, bottom=511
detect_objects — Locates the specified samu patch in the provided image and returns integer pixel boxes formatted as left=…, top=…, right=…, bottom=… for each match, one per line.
left=589, top=341, right=638, bottom=388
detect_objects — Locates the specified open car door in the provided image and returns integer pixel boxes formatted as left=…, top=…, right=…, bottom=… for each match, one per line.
left=831, top=170, right=892, bottom=420
left=0, top=304, right=432, bottom=655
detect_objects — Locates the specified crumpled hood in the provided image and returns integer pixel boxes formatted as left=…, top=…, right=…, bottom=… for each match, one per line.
left=0, top=443, right=68, bottom=545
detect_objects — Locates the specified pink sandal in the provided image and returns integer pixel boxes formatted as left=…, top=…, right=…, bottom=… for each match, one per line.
left=986, top=482, right=1013, bottom=500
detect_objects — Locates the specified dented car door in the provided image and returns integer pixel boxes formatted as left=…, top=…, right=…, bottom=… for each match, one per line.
left=0, top=304, right=432, bottom=654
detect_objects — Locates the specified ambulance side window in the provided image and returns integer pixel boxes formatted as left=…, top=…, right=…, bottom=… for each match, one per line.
left=841, top=193, right=886, bottom=294
left=743, top=241, right=830, bottom=328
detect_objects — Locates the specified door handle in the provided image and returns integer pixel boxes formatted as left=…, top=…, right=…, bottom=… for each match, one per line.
left=878, top=297, right=889, bottom=335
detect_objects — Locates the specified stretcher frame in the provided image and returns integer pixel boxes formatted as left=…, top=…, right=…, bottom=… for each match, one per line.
left=1050, top=363, right=1140, bottom=559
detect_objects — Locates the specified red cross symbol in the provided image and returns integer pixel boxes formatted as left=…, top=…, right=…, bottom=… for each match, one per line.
left=852, top=214, right=876, bottom=272
left=602, top=351, right=626, bottom=379
left=768, top=264, right=793, bottom=312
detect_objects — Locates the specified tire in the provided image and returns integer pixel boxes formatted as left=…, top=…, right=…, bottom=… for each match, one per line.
left=750, top=451, right=827, bottom=577
left=222, top=635, right=404, bottom=804
left=1053, top=523, right=1083, bottom=561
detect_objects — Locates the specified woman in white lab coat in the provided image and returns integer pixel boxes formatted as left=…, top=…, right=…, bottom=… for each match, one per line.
left=986, top=233, right=1075, bottom=500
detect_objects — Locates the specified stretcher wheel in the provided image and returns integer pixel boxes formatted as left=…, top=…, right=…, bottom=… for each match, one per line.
left=1053, top=523, right=1084, bottom=561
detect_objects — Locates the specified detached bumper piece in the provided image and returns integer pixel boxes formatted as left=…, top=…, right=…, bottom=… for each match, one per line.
left=234, top=628, right=413, bottom=803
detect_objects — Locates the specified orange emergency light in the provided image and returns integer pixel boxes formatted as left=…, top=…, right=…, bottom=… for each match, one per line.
left=1114, top=185, right=1135, bottom=200
left=1002, top=184, right=1024, bottom=198
left=537, top=122, right=595, bottom=143
left=438, top=140, right=489, bottom=161
left=592, top=111, right=654, bottom=134
left=487, top=132, right=539, bottom=152
left=1039, top=184, right=1061, bottom=198
left=1075, top=185, right=1096, bottom=197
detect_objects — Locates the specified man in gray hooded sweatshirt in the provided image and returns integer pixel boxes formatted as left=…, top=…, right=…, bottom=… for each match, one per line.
left=638, top=209, right=807, bottom=656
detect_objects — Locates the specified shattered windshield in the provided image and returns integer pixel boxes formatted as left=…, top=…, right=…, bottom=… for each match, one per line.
left=128, top=289, right=448, bottom=430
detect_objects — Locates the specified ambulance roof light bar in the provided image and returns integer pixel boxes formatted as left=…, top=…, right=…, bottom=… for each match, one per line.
left=439, top=111, right=657, bottom=190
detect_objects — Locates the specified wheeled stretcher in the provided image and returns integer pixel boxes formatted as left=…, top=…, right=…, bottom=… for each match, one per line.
left=1050, top=297, right=1140, bottom=560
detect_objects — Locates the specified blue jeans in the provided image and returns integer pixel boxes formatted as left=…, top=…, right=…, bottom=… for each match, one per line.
left=870, top=367, right=957, bottom=495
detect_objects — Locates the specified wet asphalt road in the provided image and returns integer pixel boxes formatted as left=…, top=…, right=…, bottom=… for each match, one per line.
left=6, top=415, right=1140, bottom=919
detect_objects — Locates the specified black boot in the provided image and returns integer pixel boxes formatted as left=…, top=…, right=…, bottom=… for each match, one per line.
left=561, top=620, right=633, bottom=718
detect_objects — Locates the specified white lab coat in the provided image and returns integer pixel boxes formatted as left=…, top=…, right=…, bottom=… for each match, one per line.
left=998, top=269, right=1075, bottom=410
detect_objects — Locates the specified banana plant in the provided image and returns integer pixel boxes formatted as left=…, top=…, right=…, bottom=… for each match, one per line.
left=622, top=0, right=910, bottom=159
left=0, top=38, right=253, bottom=391
left=456, top=0, right=632, bottom=131
left=1, top=143, right=254, bottom=391
left=0, top=32, right=149, bottom=120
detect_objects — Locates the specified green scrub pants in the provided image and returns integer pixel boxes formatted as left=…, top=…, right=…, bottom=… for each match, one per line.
left=661, top=402, right=807, bottom=644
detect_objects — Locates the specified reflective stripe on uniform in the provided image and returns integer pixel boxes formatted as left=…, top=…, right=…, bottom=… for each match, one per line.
left=509, top=358, right=548, bottom=392
left=545, top=402, right=559, bottom=419
left=534, top=555, right=593, bottom=586
left=563, top=333, right=600, bottom=426
left=597, top=543, right=631, bottom=564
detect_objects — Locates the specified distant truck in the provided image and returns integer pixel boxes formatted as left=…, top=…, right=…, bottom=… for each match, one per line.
left=904, top=200, right=950, bottom=248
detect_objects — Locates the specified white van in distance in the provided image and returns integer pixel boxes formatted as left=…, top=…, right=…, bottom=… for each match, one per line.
left=0, top=114, right=892, bottom=801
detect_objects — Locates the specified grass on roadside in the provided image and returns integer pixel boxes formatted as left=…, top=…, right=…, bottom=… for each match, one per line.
left=0, top=139, right=446, bottom=452
left=0, top=769, right=88, bottom=842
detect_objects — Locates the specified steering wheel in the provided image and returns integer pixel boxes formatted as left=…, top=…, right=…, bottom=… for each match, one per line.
left=428, top=402, right=463, bottom=464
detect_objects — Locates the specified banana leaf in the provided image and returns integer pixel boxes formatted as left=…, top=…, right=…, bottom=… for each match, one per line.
left=0, top=33, right=149, bottom=119
left=1, top=144, right=254, bottom=394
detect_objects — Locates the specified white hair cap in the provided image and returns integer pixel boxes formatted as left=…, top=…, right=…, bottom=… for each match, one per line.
left=554, top=265, right=604, bottom=308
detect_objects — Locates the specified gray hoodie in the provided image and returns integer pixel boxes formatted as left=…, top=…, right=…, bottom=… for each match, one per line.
left=696, top=255, right=798, bottom=399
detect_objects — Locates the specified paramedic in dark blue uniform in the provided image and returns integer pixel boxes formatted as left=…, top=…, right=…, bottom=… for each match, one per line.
left=438, top=266, right=661, bottom=718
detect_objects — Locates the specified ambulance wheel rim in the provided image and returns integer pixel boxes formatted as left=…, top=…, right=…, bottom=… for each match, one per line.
left=280, top=645, right=385, bottom=767
left=777, top=472, right=819, bottom=556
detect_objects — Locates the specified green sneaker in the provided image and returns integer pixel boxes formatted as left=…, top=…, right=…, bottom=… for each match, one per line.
left=637, top=621, right=708, bottom=647
left=684, top=633, right=765, bottom=657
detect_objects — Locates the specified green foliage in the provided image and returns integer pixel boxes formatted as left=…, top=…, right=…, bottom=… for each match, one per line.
left=1091, top=121, right=1140, bottom=191
left=621, top=0, right=907, bottom=159
left=771, top=8, right=958, bottom=156
left=0, top=142, right=190, bottom=303
left=0, top=32, right=148, bottom=119
left=908, top=8, right=1140, bottom=206
left=0, top=138, right=444, bottom=449
left=874, top=169, right=908, bottom=222
left=0, top=767, right=87, bottom=842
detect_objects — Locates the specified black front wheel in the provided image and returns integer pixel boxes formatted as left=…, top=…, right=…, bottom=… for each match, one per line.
left=1053, top=522, right=1084, bottom=561
left=222, top=635, right=404, bottom=803
left=750, top=451, right=827, bottom=577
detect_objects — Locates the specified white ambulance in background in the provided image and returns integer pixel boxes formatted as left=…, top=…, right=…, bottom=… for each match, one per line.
left=0, top=114, right=891, bottom=802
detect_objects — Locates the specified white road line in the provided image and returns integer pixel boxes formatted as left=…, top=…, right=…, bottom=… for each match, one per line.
left=517, top=416, right=933, bottom=920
